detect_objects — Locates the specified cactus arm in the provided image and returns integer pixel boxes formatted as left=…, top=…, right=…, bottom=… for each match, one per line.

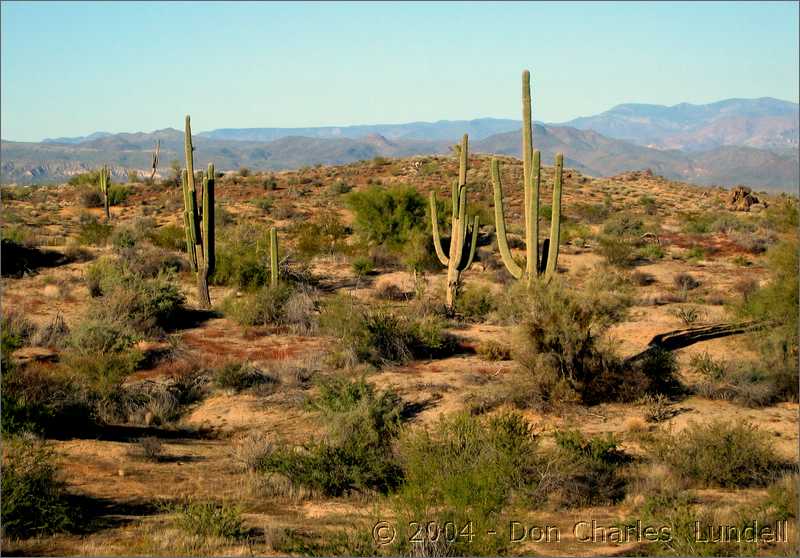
left=203, top=163, right=215, bottom=275
left=544, top=153, right=564, bottom=280
left=429, top=191, right=450, bottom=266
left=184, top=116, right=201, bottom=246
left=490, top=158, right=524, bottom=280
left=269, top=226, right=279, bottom=288
left=184, top=116, right=195, bottom=193
left=461, top=215, right=479, bottom=270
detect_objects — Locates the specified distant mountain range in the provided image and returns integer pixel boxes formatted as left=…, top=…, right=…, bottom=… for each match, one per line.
left=3, top=98, right=798, bottom=191
left=559, top=97, right=798, bottom=151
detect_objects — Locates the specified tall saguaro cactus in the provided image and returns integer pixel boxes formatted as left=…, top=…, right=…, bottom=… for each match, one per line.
left=430, top=133, right=479, bottom=311
left=269, top=226, right=279, bottom=288
left=182, top=115, right=216, bottom=308
left=491, top=70, right=565, bottom=284
left=99, top=164, right=110, bottom=221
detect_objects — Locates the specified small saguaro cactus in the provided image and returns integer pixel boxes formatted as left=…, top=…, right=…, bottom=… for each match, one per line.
left=269, top=226, right=279, bottom=288
left=491, top=69, right=564, bottom=284
left=181, top=115, right=216, bottom=308
left=99, top=164, right=110, bottom=221
left=430, top=133, right=479, bottom=311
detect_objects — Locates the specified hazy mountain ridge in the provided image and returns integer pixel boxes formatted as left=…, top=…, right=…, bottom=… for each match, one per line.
left=560, top=97, right=799, bottom=151
left=3, top=98, right=798, bottom=191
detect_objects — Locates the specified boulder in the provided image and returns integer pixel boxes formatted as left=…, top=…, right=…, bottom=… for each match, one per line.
left=726, top=186, right=766, bottom=212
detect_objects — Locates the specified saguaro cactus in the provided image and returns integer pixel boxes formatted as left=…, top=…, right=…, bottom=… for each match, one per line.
left=99, top=164, right=110, bottom=221
left=430, top=133, right=479, bottom=311
left=269, top=226, right=279, bottom=288
left=150, top=139, right=160, bottom=181
left=182, top=115, right=215, bottom=308
left=491, top=70, right=564, bottom=283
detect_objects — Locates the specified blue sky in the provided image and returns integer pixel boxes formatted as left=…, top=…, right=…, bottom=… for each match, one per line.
left=1, top=1, right=798, bottom=142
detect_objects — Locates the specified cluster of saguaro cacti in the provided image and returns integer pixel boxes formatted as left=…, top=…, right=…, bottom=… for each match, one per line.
left=430, top=133, right=479, bottom=311
left=182, top=115, right=216, bottom=309
left=491, top=69, right=563, bottom=285
left=99, top=164, right=110, bottom=221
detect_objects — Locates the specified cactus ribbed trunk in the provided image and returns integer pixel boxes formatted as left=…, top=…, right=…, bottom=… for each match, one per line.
left=99, top=165, right=110, bottom=221
left=269, top=226, right=279, bottom=288
left=182, top=115, right=215, bottom=309
left=491, top=69, right=565, bottom=285
left=431, top=133, right=479, bottom=313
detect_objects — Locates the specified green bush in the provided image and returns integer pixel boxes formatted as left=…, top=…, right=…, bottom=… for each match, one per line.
left=77, top=216, right=113, bottom=246
left=210, top=223, right=272, bottom=289
left=1, top=310, right=35, bottom=354
left=346, top=185, right=428, bottom=250
left=455, top=285, right=496, bottom=321
left=219, top=284, right=294, bottom=327
left=171, top=501, right=246, bottom=540
left=214, top=362, right=278, bottom=393
left=1, top=364, right=95, bottom=436
left=292, top=209, right=349, bottom=259
left=107, top=184, right=132, bottom=205
left=597, top=236, right=637, bottom=267
left=603, top=213, right=644, bottom=237
left=1, top=435, right=74, bottom=538
left=319, top=296, right=455, bottom=366
left=654, top=421, right=781, bottom=488
left=261, top=378, right=405, bottom=496
left=351, top=256, right=374, bottom=277
left=392, top=412, right=539, bottom=555
left=148, top=225, right=186, bottom=251
left=549, top=430, right=627, bottom=508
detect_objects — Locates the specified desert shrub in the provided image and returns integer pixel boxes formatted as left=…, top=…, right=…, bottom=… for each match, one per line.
left=638, top=393, right=673, bottom=422
left=673, top=272, right=700, bottom=291
left=572, top=202, right=610, bottom=224
left=455, top=284, right=496, bottom=321
left=373, top=281, right=407, bottom=301
left=291, top=209, right=348, bottom=259
left=764, top=473, right=798, bottom=521
left=346, top=185, right=427, bottom=250
left=68, top=169, right=103, bottom=187
left=214, top=362, right=278, bottom=393
left=231, top=431, right=274, bottom=472
left=670, top=305, right=703, bottom=326
left=1, top=309, right=35, bottom=353
left=329, top=181, right=352, bottom=195
left=603, top=213, right=644, bottom=237
left=630, top=270, right=655, bottom=286
left=597, top=236, right=637, bottom=267
left=640, top=195, right=658, bottom=215
left=210, top=223, right=272, bottom=289
left=476, top=339, right=512, bottom=361
left=401, top=230, right=441, bottom=275
left=319, top=296, right=455, bottom=366
left=148, top=224, right=186, bottom=251
left=691, top=352, right=796, bottom=407
left=111, top=226, right=137, bottom=249
left=261, top=378, right=405, bottom=496
left=393, top=412, right=540, bottom=555
left=250, top=196, right=273, bottom=211
left=118, top=245, right=187, bottom=277
left=1, top=364, right=95, bottom=436
left=351, top=256, right=374, bottom=277
left=85, top=260, right=185, bottom=334
left=77, top=216, right=113, bottom=246
left=548, top=430, right=628, bottom=508
left=654, top=421, right=782, bottom=488
left=636, top=243, right=665, bottom=261
left=1, top=435, right=74, bottom=538
left=761, top=197, right=799, bottom=232
left=219, top=284, right=294, bottom=327
left=509, top=280, right=676, bottom=406
left=107, top=184, right=132, bottom=205
left=133, top=436, right=164, bottom=462
left=96, top=375, right=205, bottom=426
left=78, top=187, right=103, bottom=208
left=33, top=314, right=70, bottom=348
left=171, top=500, right=246, bottom=540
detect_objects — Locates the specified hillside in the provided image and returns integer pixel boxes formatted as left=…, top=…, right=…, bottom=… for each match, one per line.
left=2, top=152, right=797, bottom=556
left=3, top=123, right=798, bottom=191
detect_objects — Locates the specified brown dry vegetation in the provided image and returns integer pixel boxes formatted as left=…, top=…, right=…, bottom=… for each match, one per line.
left=2, top=156, right=798, bottom=556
